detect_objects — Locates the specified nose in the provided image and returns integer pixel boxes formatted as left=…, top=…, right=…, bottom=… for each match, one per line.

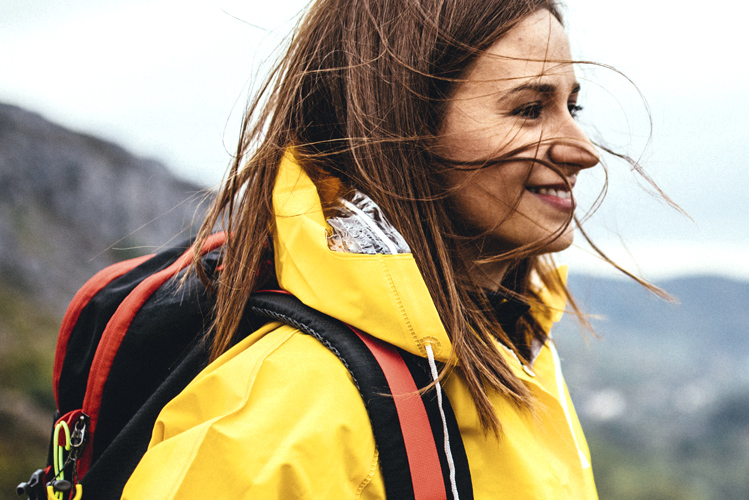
left=548, top=139, right=599, bottom=169
left=547, top=122, right=600, bottom=170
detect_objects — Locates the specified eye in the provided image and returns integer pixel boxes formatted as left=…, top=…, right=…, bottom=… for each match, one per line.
left=568, top=103, right=583, bottom=119
left=511, top=102, right=543, bottom=120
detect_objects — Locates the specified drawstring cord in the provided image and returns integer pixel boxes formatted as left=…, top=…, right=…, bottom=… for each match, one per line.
left=425, top=344, right=460, bottom=500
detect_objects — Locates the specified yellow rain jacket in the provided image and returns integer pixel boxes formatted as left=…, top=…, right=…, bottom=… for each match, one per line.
left=122, top=154, right=597, bottom=499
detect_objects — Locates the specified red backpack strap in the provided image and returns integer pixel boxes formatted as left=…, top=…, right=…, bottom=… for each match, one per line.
left=76, top=232, right=226, bottom=476
left=53, top=254, right=153, bottom=408
left=351, top=329, right=448, bottom=500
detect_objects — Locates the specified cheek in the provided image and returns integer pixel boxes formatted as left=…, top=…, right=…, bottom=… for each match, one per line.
left=444, top=168, right=524, bottom=231
left=440, top=103, right=510, bottom=161
left=441, top=126, right=509, bottom=163
left=439, top=102, right=544, bottom=164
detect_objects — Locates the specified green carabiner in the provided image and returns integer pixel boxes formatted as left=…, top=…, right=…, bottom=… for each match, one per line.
left=52, top=421, right=72, bottom=500
left=46, top=483, right=82, bottom=500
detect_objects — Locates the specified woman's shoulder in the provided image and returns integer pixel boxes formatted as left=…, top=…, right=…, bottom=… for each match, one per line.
left=158, top=321, right=369, bottom=438
left=123, top=322, right=383, bottom=499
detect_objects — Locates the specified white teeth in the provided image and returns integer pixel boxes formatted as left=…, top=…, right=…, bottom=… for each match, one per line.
left=527, top=187, right=572, bottom=200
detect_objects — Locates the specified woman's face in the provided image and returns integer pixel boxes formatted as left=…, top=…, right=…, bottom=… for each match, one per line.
left=439, top=10, right=599, bottom=260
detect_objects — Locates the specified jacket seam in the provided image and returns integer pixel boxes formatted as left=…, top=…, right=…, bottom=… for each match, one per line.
left=378, top=256, right=422, bottom=355
left=355, top=446, right=380, bottom=499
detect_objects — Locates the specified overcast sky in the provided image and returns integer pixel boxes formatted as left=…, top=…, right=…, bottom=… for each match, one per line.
left=2, top=0, right=747, bottom=281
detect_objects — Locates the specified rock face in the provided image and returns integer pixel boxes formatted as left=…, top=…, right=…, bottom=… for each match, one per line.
left=0, top=102, right=209, bottom=313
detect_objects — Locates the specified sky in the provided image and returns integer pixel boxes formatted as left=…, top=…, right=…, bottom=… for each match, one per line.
left=2, top=0, right=747, bottom=281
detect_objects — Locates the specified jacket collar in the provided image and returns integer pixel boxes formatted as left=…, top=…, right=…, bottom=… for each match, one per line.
left=271, top=152, right=567, bottom=364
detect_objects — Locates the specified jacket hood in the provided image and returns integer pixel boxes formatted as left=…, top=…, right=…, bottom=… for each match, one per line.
left=272, top=152, right=566, bottom=364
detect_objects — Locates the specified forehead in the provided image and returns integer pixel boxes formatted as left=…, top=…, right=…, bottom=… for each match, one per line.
left=466, top=10, right=574, bottom=85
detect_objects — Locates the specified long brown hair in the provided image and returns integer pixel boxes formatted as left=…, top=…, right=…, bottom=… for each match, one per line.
left=191, top=0, right=649, bottom=434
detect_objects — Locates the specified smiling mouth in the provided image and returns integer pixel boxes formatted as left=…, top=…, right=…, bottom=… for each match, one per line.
left=525, top=186, right=572, bottom=200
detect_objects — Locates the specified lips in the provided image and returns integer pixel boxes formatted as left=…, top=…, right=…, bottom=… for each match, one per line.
left=525, top=181, right=575, bottom=210
left=525, top=185, right=572, bottom=200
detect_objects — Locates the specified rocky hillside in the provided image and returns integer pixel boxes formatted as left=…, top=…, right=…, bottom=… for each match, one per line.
left=0, top=102, right=209, bottom=314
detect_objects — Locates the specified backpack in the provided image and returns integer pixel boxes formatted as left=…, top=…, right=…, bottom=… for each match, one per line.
left=17, top=233, right=472, bottom=500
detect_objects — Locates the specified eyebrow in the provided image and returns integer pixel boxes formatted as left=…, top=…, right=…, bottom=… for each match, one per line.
left=507, top=81, right=581, bottom=96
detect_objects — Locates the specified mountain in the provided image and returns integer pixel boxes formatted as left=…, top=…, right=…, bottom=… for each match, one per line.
left=0, top=102, right=209, bottom=314
left=565, top=274, right=749, bottom=349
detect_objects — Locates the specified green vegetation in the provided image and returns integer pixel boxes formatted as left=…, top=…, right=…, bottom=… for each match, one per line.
left=0, top=411, right=50, bottom=500
left=586, top=420, right=749, bottom=500
left=0, top=284, right=57, bottom=496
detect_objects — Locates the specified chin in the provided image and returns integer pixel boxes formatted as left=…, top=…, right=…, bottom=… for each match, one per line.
left=540, top=230, right=574, bottom=254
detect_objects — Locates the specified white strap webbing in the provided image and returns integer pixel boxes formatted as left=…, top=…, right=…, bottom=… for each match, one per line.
left=425, top=344, right=460, bottom=500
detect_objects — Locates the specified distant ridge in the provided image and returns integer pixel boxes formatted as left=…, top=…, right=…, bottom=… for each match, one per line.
left=0, top=102, right=209, bottom=313
left=565, top=273, right=749, bottom=350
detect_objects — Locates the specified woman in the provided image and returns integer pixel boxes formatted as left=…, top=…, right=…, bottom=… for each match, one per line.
left=124, top=0, right=603, bottom=498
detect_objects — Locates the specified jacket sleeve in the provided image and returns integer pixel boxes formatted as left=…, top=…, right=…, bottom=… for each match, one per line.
left=121, top=323, right=385, bottom=500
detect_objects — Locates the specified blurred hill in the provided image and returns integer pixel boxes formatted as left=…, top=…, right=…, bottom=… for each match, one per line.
left=556, top=275, right=749, bottom=499
left=0, top=102, right=208, bottom=314
left=1, top=102, right=747, bottom=499
left=0, top=103, right=209, bottom=496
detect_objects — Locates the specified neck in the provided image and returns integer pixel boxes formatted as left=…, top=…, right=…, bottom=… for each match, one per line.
left=468, top=259, right=510, bottom=293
